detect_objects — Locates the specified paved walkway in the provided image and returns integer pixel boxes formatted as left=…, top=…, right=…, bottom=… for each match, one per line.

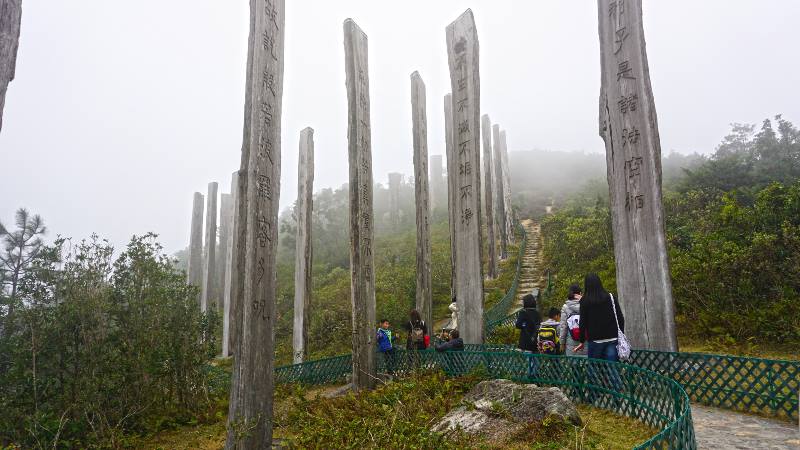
left=691, top=404, right=799, bottom=449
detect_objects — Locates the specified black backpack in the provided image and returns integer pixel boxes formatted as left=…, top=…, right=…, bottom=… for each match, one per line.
left=410, top=320, right=425, bottom=345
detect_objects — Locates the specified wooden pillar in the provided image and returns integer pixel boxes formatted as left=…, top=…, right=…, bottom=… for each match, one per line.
left=430, top=154, right=444, bottom=212
left=344, top=18, right=376, bottom=391
left=225, top=0, right=284, bottom=447
left=499, top=130, right=514, bottom=243
left=388, top=172, right=402, bottom=226
left=222, top=172, right=238, bottom=357
left=446, top=9, right=484, bottom=344
left=444, top=94, right=457, bottom=301
left=492, top=124, right=508, bottom=259
left=410, top=71, right=432, bottom=332
left=0, top=0, right=22, bottom=133
left=201, top=181, right=218, bottom=312
left=293, top=127, right=314, bottom=364
left=187, top=192, right=204, bottom=290
left=598, top=0, right=677, bottom=351
left=481, top=114, right=497, bottom=279
left=218, top=192, right=232, bottom=312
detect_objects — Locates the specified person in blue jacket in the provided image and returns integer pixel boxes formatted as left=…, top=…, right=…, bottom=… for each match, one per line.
left=376, top=318, right=397, bottom=374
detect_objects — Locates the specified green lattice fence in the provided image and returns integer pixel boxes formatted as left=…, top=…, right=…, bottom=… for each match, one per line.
left=275, top=354, right=351, bottom=385
left=630, top=350, right=799, bottom=422
left=277, top=349, right=696, bottom=450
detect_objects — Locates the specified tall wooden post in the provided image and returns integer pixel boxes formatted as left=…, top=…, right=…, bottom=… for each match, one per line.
left=225, top=0, right=284, bottom=447
left=446, top=9, right=484, bottom=344
left=388, top=172, right=402, bottom=226
left=430, top=154, right=444, bottom=212
left=481, top=114, right=497, bottom=279
left=228, top=170, right=246, bottom=358
left=218, top=192, right=232, bottom=312
left=222, top=172, right=238, bottom=357
left=444, top=94, right=457, bottom=301
left=499, top=130, right=514, bottom=243
left=492, top=124, right=508, bottom=259
left=344, top=18, right=376, bottom=390
left=293, top=127, right=314, bottom=364
left=598, top=0, right=677, bottom=351
left=411, top=71, right=432, bottom=331
left=0, top=0, right=22, bottom=133
left=201, top=181, right=218, bottom=312
left=187, top=192, right=204, bottom=291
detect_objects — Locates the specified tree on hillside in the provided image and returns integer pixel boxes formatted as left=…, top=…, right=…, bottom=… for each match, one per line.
left=681, top=116, right=800, bottom=192
left=0, top=208, right=46, bottom=317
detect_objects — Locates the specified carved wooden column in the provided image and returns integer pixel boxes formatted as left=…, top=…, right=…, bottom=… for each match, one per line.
left=446, top=9, right=484, bottom=344
left=598, top=0, right=677, bottom=351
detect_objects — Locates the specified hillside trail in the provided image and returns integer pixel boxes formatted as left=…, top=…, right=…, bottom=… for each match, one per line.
left=515, top=219, right=544, bottom=307
left=432, top=219, right=543, bottom=335
left=430, top=218, right=797, bottom=449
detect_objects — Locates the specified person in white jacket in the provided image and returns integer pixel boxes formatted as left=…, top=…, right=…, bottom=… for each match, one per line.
left=559, top=284, right=586, bottom=357
left=448, top=297, right=458, bottom=331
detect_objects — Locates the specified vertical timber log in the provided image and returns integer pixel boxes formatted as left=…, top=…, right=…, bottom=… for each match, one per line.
left=344, top=18, right=376, bottom=391
left=222, top=172, right=239, bottom=357
left=598, top=0, right=677, bottom=351
left=492, top=124, right=508, bottom=259
left=410, top=71, right=432, bottom=332
left=0, top=0, right=22, bottom=133
left=293, top=127, right=314, bottom=364
left=444, top=94, right=458, bottom=301
left=388, top=172, right=402, bottom=226
left=446, top=9, right=484, bottom=344
left=500, top=130, right=514, bottom=243
left=218, top=193, right=232, bottom=312
left=229, top=170, right=247, bottom=357
left=201, top=181, right=218, bottom=312
left=430, top=154, right=444, bottom=212
left=481, top=114, right=497, bottom=279
left=187, top=192, right=205, bottom=291
left=225, top=0, right=284, bottom=447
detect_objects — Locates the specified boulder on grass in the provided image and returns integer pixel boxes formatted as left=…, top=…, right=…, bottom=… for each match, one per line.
left=433, top=379, right=582, bottom=443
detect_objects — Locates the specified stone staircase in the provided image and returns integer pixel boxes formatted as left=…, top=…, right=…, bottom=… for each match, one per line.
left=516, top=219, right=544, bottom=306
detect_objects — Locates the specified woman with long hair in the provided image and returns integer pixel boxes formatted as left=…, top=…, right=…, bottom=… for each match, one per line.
left=574, top=273, right=624, bottom=362
left=404, top=309, right=428, bottom=350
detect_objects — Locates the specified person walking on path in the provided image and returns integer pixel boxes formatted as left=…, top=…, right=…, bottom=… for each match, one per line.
left=573, top=274, right=624, bottom=362
left=377, top=319, right=397, bottom=374
left=538, top=307, right=562, bottom=355
left=515, top=292, right=541, bottom=352
left=516, top=291, right=541, bottom=379
left=404, top=309, right=429, bottom=350
left=560, top=284, right=586, bottom=357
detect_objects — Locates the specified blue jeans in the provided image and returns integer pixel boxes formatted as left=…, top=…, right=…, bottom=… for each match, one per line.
left=587, top=340, right=619, bottom=362
left=586, top=340, right=622, bottom=405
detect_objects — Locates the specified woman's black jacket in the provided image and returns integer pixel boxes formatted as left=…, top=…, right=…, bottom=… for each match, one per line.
left=578, top=293, right=625, bottom=343
left=515, top=307, right=541, bottom=352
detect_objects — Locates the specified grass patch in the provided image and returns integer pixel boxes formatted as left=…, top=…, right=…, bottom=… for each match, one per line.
left=132, top=371, right=658, bottom=449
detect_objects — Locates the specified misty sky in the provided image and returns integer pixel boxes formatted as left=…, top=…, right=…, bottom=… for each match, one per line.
left=1, top=1, right=799, bottom=254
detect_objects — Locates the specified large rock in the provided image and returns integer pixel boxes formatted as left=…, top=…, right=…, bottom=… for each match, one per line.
left=433, top=379, right=581, bottom=441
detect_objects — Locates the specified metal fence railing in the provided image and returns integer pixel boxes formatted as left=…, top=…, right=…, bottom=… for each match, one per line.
left=630, top=349, right=799, bottom=422
left=276, top=348, right=697, bottom=450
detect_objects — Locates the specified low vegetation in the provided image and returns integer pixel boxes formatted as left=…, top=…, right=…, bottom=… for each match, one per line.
left=132, top=371, right=657, bottom=450
left=539, top=116, right=800, bottom=350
